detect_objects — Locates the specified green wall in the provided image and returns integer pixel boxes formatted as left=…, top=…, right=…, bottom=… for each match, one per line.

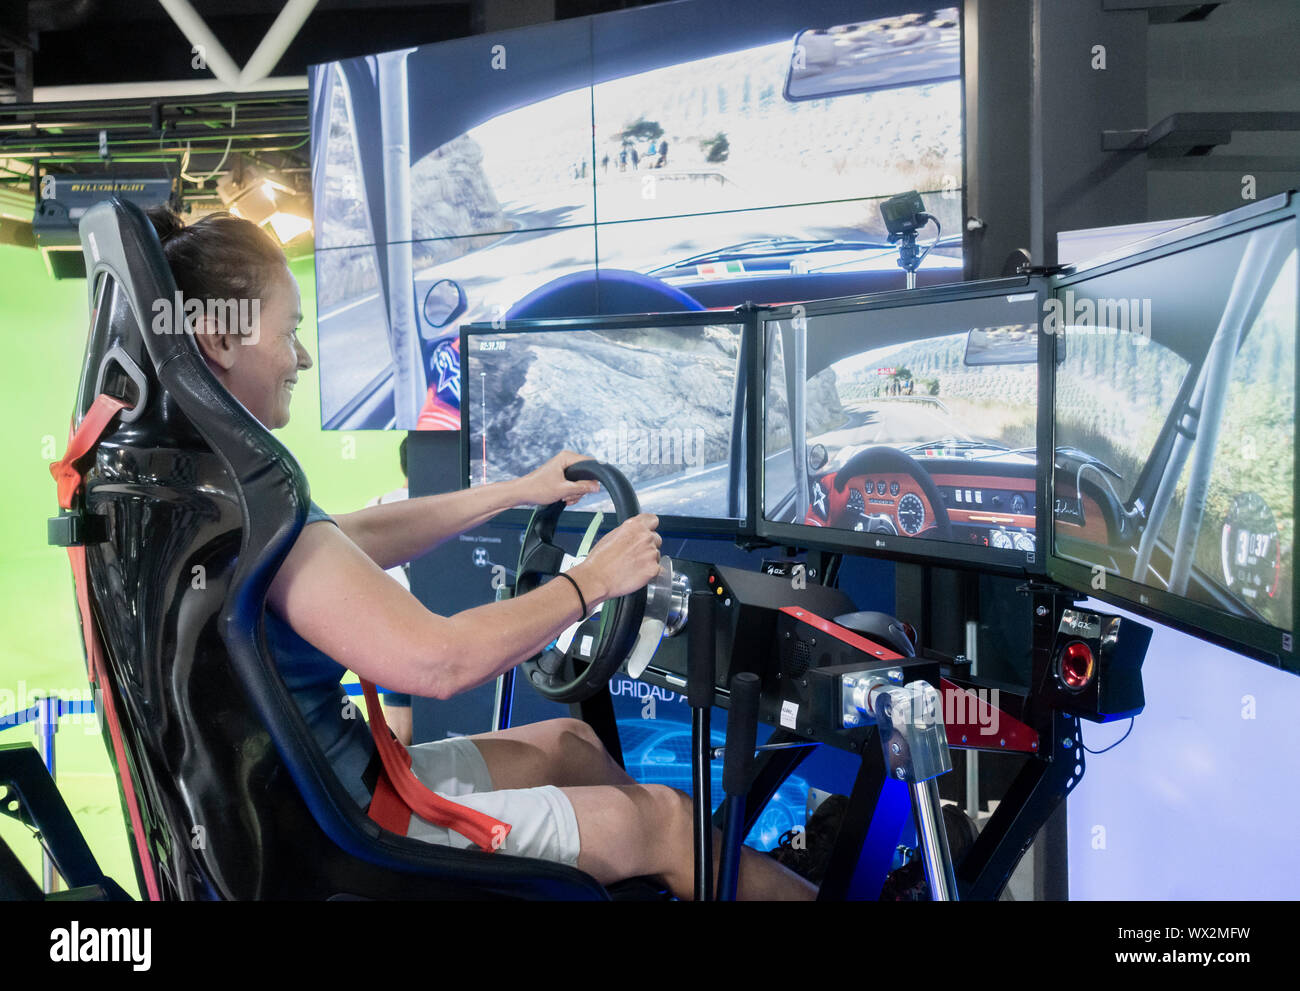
left=0, top=244, right=404, bottom=897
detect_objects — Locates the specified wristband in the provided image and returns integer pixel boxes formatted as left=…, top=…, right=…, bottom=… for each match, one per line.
left=556, top=571, right=588, bottom=619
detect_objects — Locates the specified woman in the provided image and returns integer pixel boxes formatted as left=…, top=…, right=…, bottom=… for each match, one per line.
left=148, top=207, right=815, bottom=900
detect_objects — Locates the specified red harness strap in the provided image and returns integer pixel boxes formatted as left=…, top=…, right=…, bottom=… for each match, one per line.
left=51, top=394, right=163, bottom=901
left=51, top=395, right=130, bottom=511
left=359, top=680, right=511, bottom=853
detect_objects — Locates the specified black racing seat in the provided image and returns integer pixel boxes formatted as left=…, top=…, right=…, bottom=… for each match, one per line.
left=55, top=197, right=625, bottom=900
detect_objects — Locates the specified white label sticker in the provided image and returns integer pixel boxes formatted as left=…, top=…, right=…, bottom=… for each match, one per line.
left=580, top=635, right=594, bottom=657
left=556, top=624, right=577, bottom=653
left=780, top=699, right=799, bottom=729
left=554, top=553, right=602, bottom=653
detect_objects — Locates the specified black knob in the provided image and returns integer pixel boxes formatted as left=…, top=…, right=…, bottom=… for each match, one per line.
left=723, top=673, right=761, bottom=797
left=687, top=590, right=716, bottom=709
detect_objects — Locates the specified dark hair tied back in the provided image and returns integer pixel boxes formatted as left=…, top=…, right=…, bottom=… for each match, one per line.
left=145, top=204, right=288, bottom=310
left=147, top=205, right=187, bottom=245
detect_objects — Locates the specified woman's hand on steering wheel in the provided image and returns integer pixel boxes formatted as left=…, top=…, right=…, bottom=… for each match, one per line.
left=570, top=513, right=663, bottom=604
left=517, top=450, right=602, bottom=507
left=516, top=461, right=658, bottom=702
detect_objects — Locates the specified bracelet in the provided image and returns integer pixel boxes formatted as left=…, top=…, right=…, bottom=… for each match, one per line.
left=556, top=571, right=588, bottom=619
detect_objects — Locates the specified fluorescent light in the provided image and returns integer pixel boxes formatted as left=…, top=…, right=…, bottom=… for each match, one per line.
left=265, top=210, right=311, bottom=243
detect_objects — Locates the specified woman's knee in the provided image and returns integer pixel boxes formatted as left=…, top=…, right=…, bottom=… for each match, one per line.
left=629, top=785, right=694, bottom=884
left=566, top=783, right=692, bottom=883
left=550, top=718, right=628, bottom=783
left=640, top=784, right=692, bottom=844
left=551, top=717, right=604, bottom=753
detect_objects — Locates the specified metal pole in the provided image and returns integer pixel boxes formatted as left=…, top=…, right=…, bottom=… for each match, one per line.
left=491, top=669, right=515, bottom=733
left=237, top=0, right=320, bottom=88
left=792, top=314, right=808, bottom=522
left=717, top=672, right=760, bottom=902
left=710, top=740, right=820, bottom=759
left=910, top=777, right=957, bottom=901
left=36, top=696, right=57, bottom=893
left=965, top=620, right=980, bottom=821
left=687, top=591, right=716, bottom=901
left=691, top=706, right=713, bottom=901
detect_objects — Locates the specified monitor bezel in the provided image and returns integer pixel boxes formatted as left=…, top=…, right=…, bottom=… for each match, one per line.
left=459, top=308, right=759, bottom=538
left=754, top=275, right=1052, bottom=577
left=1044, top=190, right=1299, bottom=674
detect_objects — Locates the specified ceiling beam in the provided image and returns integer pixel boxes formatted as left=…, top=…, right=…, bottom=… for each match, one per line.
left=33, top=76, right=307, bottom=103
left=156, top=0, right=320, bottom=90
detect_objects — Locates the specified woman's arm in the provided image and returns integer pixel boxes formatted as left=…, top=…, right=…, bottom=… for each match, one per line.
left=331, top=451, right=599, bottom=571
left=332, top=480, right=526, bottom=572
left=266, top=509, right=661, bottom=700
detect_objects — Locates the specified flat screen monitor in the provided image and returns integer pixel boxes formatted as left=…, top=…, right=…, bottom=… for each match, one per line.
left=1048, top=192, right=1299, bottom=674
left=309, top=0, right=965, bottom=429
left=759, top=279, right=1050, bottom=573
left=460, top=312, right=753, bottom=534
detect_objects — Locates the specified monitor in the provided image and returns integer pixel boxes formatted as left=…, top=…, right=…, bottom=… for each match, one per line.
left=758, top=278, right=1050, bottom=573
left=460, top=311, right=754, bottom=534
left=1048, top=192, right=1299, bottom=674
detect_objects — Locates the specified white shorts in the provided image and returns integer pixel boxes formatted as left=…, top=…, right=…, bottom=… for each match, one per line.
left=402, top=735, right=582, bottom=867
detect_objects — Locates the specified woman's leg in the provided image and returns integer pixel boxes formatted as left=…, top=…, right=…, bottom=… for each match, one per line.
left=561, top=783, right=816, bottom=901
left=464, top=718, right=817, bottom=899
left=466, top=717, right=637, bottom=790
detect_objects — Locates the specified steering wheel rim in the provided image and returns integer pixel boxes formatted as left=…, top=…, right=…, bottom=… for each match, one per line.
left=826, top=446, right=952, bottom=539
left=516, top=460, right=648, bottom=703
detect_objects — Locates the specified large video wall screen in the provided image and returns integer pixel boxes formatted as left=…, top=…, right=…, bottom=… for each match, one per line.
left=310, top=0, right=964, bottom=429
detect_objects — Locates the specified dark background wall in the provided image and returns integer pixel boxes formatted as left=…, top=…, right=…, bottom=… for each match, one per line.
left=964, top=0, right=1299, bottom=276
left=1145, top=0, right=1300, bottom=219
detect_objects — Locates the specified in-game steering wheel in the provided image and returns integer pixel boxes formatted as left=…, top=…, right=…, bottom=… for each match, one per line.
left=825, top=446, right=952, bottom=540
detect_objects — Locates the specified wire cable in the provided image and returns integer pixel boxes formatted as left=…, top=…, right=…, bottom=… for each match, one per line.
left=913, top=214, right=942, bottom=269
left=1082, top=717, right=1134, bottom=754
left=180, top=104, right=236, bottom=184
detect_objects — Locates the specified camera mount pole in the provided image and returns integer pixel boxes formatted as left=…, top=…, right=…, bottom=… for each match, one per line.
left=892, top=229, right=923, bottom=290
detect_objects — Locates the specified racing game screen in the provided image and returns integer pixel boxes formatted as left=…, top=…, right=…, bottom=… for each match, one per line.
left=764, top=291, right=1043, bottom=564
left=1052, top=217, right=1297, bottom=640
left=464, top=322, right=747, bottom=522
left=311, top=0, right=963, bottom=429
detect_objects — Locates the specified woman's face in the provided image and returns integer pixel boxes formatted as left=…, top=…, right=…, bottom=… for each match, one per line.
left=197, top=265, right=312, bottom=430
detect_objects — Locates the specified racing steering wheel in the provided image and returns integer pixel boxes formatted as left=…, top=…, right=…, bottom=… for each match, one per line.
left=516, top=460, right=648, bottom=703
left=828, top=446, right=952, bottom=539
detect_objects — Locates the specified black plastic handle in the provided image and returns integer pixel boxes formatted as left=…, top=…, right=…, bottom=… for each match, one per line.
left=723, top=672, right=761, bottom=797
left=687, top=590, right=716, bottom=709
